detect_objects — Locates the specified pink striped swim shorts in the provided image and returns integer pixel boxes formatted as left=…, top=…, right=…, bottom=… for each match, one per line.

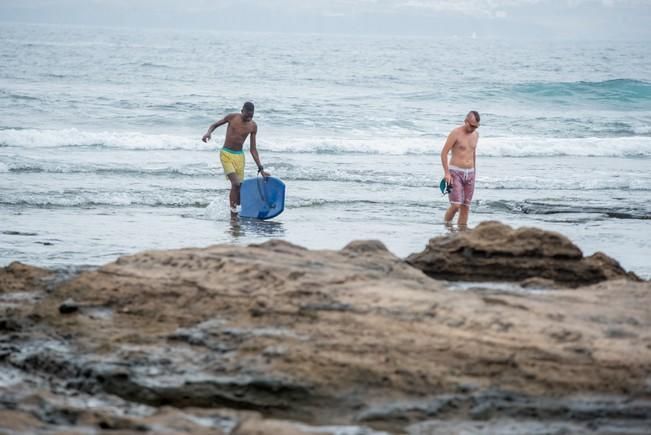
left=448, top=165, right=475, bottom=207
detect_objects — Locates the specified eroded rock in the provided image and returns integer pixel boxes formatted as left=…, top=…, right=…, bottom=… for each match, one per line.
left=1, top=230, right=650, bottom=433
left=406, top=221, right=640, bottom=287
left=0, top=261, right=53, bottom=293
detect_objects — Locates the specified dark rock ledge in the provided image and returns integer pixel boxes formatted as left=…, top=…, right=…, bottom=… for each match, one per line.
left=1, top=222, right=649, bottom=434
left=407, top=221, right=640, bottom=287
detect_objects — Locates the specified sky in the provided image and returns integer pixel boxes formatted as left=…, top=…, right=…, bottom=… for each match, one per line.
left=1, top=0, right=651, bottom=39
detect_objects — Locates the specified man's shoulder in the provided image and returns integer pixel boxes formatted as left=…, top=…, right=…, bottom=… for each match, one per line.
left=220, top=113, right=238, bottom=123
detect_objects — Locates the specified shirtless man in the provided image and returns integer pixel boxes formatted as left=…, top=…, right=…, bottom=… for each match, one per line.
left=202, top=102, right=270, bottom=217
left=440, top=111, right=480, bottom=226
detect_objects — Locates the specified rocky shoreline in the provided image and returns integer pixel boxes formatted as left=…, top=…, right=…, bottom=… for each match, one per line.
left=1, top=221, right=650, bottom=434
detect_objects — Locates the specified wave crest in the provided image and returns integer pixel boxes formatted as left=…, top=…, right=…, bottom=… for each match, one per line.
left=2, top=128, right=651, bottom=157
left=0, top=128, right=211, bottom=151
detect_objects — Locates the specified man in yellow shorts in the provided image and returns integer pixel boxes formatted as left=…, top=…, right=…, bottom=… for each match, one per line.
left=202, top=102, right=270, bottom=217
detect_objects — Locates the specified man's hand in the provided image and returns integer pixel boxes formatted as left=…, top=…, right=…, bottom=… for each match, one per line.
left=444, top=172, right=452, bottom=185
left=258, top=166, right=270, bottom=178
left=201, top=133, right=211, bottom=143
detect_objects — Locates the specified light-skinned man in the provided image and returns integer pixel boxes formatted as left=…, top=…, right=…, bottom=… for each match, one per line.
left=440, top=111, right=480, bottom=226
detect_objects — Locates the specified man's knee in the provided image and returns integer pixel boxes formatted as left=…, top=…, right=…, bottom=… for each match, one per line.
left=449, top=203, right=462, bottom=211
left=227, top=174, right=241, bottom=188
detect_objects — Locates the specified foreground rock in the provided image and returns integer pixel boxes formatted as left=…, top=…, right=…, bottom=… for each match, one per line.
left=407, top=221, right=640, bottom=287
left=0, top=261, right=53, bottom=293
left=1, top=228, right=650, bottom=434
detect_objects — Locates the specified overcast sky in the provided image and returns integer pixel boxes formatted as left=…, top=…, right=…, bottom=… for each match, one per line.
left=1, top=0, right=650, bottom=39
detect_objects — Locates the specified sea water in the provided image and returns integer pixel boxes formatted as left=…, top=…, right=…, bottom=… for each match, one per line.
left=1, top=23, right=650, bottom=277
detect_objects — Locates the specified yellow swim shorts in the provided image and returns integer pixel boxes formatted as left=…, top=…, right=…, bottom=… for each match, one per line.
left=219, top=148, right=245, bottom=181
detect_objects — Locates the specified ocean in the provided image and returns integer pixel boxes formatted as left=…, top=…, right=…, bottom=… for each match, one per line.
left=1, top=22, right=650, bottom=278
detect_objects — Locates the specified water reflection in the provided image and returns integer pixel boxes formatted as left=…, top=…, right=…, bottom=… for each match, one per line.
left=227, top=216, right=286, bottom=240
left=443, top=222, right=470, bottom=233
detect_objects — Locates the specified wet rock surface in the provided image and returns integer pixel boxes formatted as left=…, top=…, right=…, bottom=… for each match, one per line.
left=406, top=221, right=641, bottom=287
left=1, top=229, right=650, bottom=434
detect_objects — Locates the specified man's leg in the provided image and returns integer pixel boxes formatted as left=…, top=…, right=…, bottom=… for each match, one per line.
left=227, top=173, right=241, bottom=216
left=458, top=205, right=470, bottom=226
left=458, top=170, right=475, bottom=227
left=445, top=170, right=463, bottom=223
left=444, top=204, right=461, bottom=223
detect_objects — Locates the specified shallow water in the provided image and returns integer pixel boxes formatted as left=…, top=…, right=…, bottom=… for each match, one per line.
left=2, top=151, right=649, bottom=277
left=1, top=23, right=650, bottom=277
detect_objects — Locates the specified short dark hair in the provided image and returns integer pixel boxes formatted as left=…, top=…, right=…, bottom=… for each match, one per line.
left=243, top=101, right=255, bottom=112
left=469, top=110, right=480, bottom=123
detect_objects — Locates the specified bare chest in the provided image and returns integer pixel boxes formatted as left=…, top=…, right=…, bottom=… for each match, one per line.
left=227, top=119, right=254, bottom=137
left=453, top=135, right=477, bottom=153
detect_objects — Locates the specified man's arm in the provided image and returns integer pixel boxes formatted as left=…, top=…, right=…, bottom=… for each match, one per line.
left=202, top=114, right=233, bottom=143
left=249, top=123, right=270, bottom=177
left=440, top=130, right=456, bottom=184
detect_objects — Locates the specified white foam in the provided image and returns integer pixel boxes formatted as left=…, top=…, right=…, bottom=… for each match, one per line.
left=633, top=125, right=651, bottom=135
left=263, top=134, right=433, bottom=155
left=0, top=128, right=211, bottom=151
left=204, top=197, right=231, bottom=219
left=3, top=159, right=213, bottom=176
left=2, top=128, right=651, bottom=157
left=481, top=174, right=651, bottom=191
left=260, top=134, right=651, bottom=157
left=478, top=136, right=651, bottom=157
left=0, top=191, right=213, bottom=208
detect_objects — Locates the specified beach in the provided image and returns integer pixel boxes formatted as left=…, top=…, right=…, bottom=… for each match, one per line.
left=1, top=23, right=650, bottom=277
left=1, top=20, right=651, bottom=434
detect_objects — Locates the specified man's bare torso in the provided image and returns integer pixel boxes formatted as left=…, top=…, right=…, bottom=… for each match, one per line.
left=224, top=114, right=256, bottom=151
left=449, top=126, right=478, bottom=168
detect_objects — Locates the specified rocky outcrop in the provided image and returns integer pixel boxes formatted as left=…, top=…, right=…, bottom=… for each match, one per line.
left=1, top=231, right=650, bottom=434
left=0, top=261, right=53, bottom=293
left=406, top=221, right=640, bottom=287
